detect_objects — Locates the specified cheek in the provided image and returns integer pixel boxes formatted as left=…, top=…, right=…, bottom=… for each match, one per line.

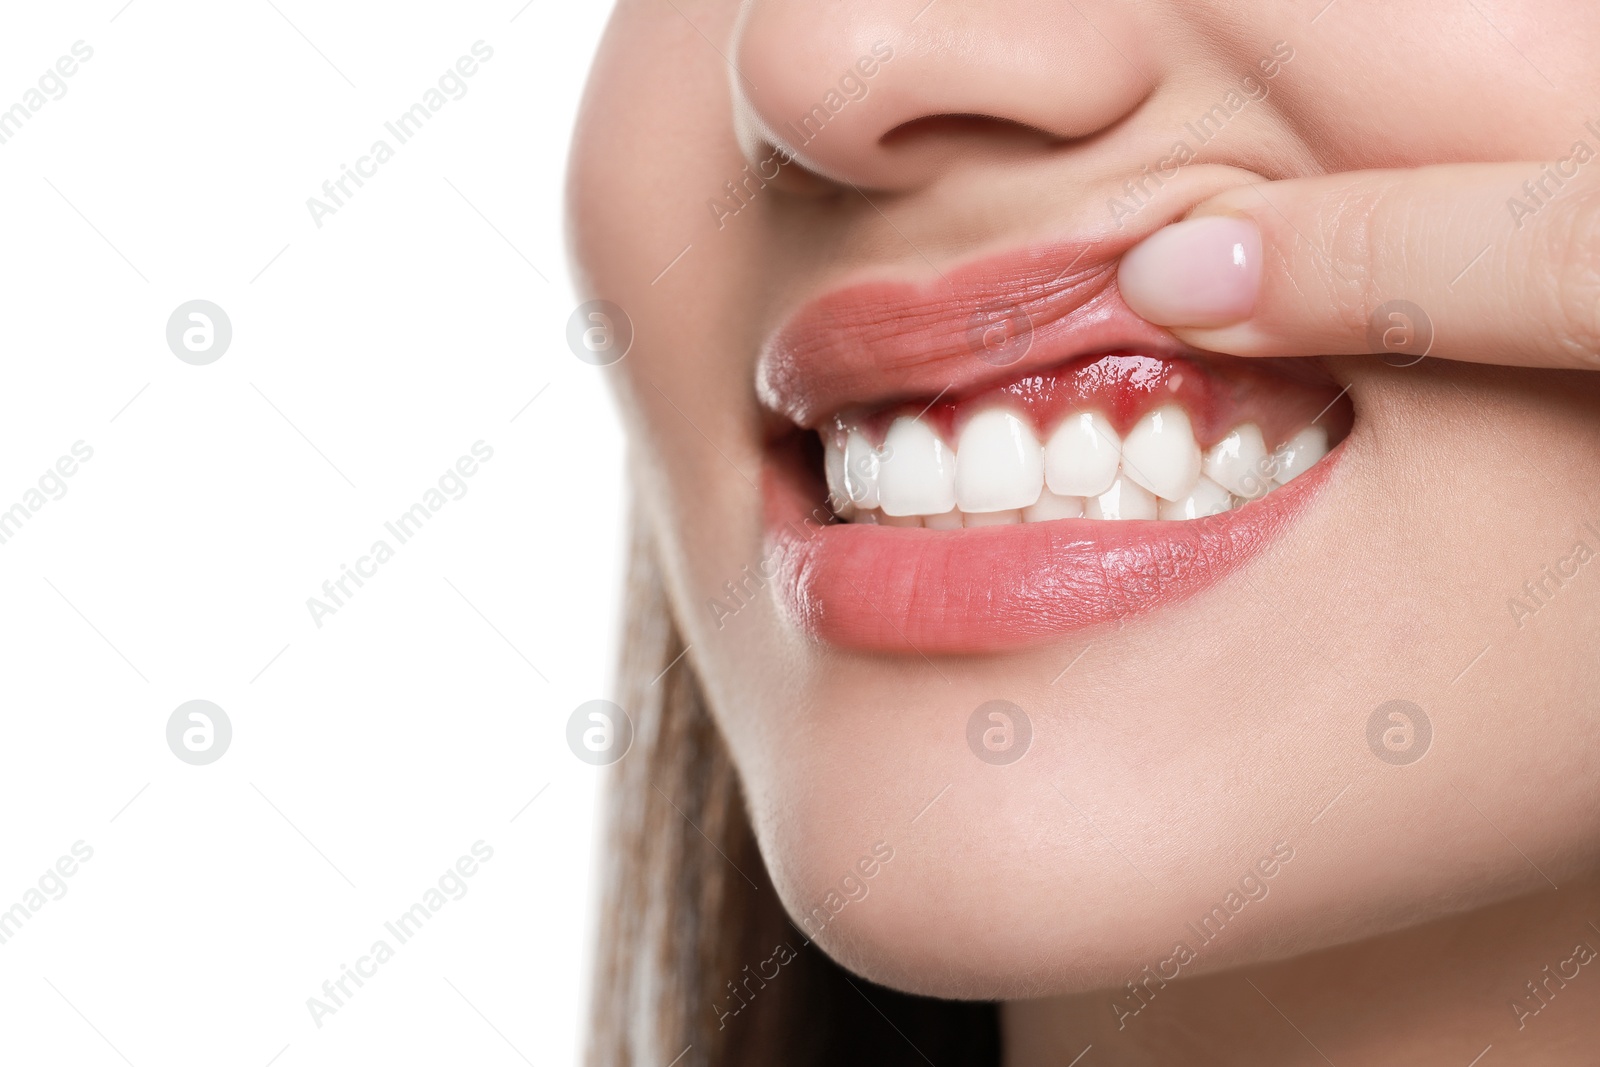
left=568, top=3, right=749, bottom=308
left=1265, top=6, right=1595, bottom=171
left=570, top=2, right=784, bottom=735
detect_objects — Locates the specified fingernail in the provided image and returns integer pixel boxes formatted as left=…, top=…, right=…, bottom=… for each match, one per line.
left=1117, top=216, right=1262, bottom=327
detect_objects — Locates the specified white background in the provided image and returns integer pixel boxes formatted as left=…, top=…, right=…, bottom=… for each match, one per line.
left=0, top=2, right=620, bottom=1064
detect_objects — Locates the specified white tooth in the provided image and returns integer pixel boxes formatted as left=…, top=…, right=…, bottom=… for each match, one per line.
left=823, top=436, right=855, bottom=517
left=1045, top=411, right=1120, bottom=498
left=1086, top=475, right=1159, bottom=520
left=1203, top=423, right=1273, bottom=499
left=1022, top=491, right=1085, bottom=523
left=881, top=512, right=923, bottom=527
left=842, top=429, right=882, bottom=509
left=1158, top=475, right=1233, bottom=520
left=1120, top=406, right=1201, bottom=502
left=825, top=436, right=847, bottom=506
left=964, top=509, right=1022, bottom=527
left=955, top=407, right=1044, bottom=513
left=1271, top=426, right=1329, bottom=484
left=925, top=510, right=963, bottom=530
left=878, top=418, right=957, bottom=517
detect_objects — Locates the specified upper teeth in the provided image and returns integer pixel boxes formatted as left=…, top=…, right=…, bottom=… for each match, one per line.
left=841, top=428, right=882, bottom=509
left=1120, top=406, right=1203, bottom=503
left=1203, top=422, right=1272, bottom=499
left=880, top=417, right=957, bottom=517
left=825, top=406, right=1328, bottom=526
left=1271, top=426, right=1328, bottom=484
left=955, top=408, right=1045, bottom=513
left=1044, top=410, right=1120, bottom=498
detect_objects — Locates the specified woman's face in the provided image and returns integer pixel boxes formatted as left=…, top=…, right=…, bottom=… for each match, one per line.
left=570, top=0, right=1600, bottom=997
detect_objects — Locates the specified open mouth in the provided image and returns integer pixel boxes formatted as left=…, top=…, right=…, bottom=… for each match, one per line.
left=755, top=236, right=1352, bottom=653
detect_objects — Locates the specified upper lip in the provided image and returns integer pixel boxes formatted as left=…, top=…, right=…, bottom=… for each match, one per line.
left=754, top=231, right=1194, bottom=429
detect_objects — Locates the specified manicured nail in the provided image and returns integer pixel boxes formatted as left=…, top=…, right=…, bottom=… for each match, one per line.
left=1117, top=216, right=1262, bottom=328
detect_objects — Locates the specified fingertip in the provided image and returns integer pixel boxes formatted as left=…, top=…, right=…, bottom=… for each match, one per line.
left=1159, top=321, right=1278, bottom=358
left=1117, top=215, right=1263, bottom=328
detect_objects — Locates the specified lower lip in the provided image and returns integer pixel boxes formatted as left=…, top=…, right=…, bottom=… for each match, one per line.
left=763, top=447, right=1339, bottom=654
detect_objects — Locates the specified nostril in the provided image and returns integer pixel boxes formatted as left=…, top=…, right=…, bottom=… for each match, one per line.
left=880, top=113, right=1063, bottom=150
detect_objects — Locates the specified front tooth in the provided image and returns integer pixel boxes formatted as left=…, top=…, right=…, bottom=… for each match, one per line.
left=955, top=408, right=1044, bottom=513
left=1045, top=410, right=1120, bottom=498
left=1087, top=475, right=1158, bottom=520
left=965, top=509, right=1021, bottom=527
left=1022, top=490, right=1085, bottom=523
left=1120, top=405, right=1201, bottom=502
left=881, top=512, right=923, bottom=527
left=1271, top=426, right=1328, bottom=484
left=843, top=428, right=882, bottom=509
left=1203, top=423, right=1272, bottom=499
left=1158, top=475, right=1233, bottom=520
left=878, top=417, right=956, bottom=517
left=925, top=510, right=963, bottom=530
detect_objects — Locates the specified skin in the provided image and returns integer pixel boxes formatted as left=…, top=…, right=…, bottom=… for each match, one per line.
left=569, top=1, right=1600, bottom=1062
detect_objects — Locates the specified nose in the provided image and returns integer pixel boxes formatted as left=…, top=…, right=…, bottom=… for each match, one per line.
left=731, top=1, right=1154, bottom=191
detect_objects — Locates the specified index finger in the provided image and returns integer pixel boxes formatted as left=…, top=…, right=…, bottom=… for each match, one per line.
left=1115, top=161, right=1600, bottom=370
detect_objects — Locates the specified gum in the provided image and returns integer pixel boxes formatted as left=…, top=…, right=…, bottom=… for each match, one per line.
left=826, top=351, right=1350, bottom=455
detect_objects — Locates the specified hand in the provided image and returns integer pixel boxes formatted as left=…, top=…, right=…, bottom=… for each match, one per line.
left=1116, top=161, right=1600, bottom=370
